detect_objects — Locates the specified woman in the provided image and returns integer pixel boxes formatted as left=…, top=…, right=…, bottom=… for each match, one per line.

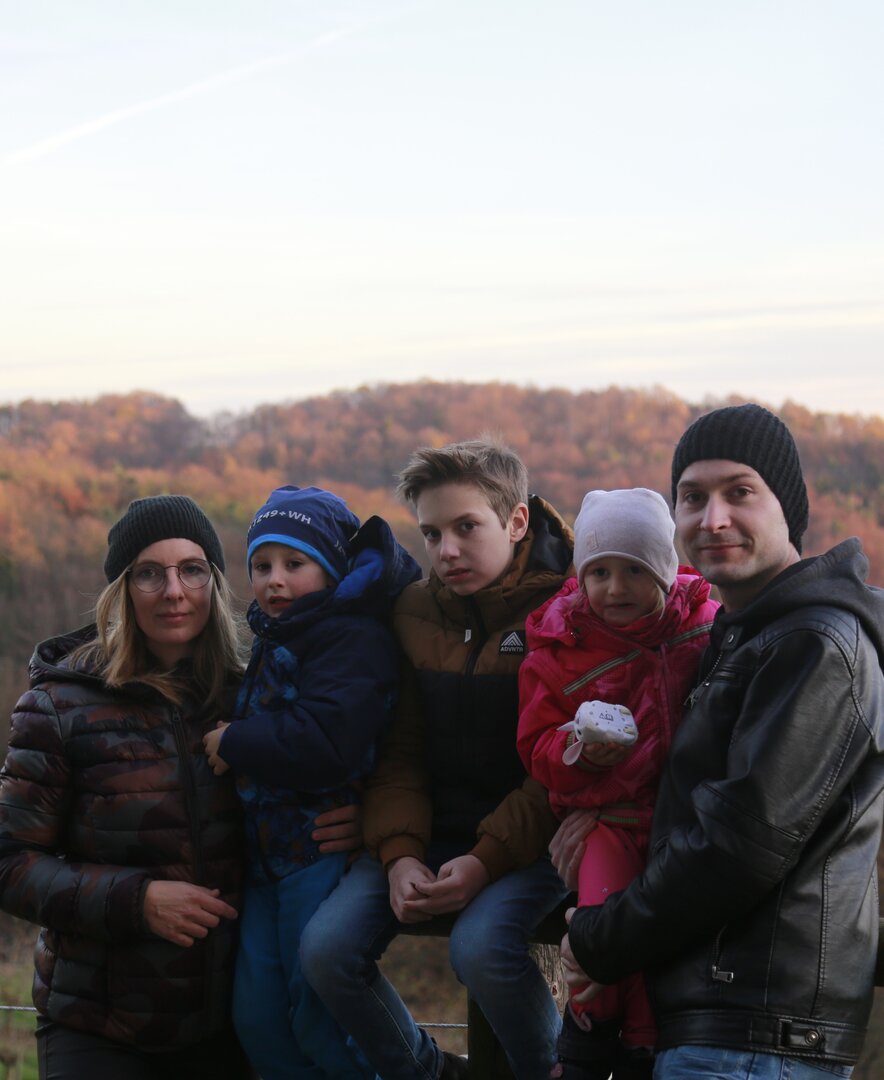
left=0, top=496, right=251, bottom=1079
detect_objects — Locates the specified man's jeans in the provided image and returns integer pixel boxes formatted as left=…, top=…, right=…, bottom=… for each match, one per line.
left=655, top=1045, right=854, bottom=1079
left=300, top=850, right=569, bottom=1080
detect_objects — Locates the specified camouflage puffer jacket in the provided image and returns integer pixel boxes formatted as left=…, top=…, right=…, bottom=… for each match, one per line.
left=0, top=626, right=243, bottom=1052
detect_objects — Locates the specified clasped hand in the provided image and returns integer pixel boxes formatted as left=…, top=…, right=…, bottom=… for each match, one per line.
left=388, top=854, right=490, bottom=923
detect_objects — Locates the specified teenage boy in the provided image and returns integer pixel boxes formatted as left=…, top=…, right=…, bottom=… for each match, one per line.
left=302, top=438, right=574, bottom=1080
left=562, top=404, right=884, bottom=1080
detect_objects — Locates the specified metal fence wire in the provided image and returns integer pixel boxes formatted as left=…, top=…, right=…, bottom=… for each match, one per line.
left=0, top=1001, right=463, bottom=1029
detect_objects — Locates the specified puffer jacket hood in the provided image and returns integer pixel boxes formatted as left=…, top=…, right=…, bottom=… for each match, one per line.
left=31, top=624, right=110, bottom=686
left=527, top=570, right=713, bottom=651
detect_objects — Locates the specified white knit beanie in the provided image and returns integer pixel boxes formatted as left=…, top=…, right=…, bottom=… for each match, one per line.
left=574, top=488, right=678, bottom=591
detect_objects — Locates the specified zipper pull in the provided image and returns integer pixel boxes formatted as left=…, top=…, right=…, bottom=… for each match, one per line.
left=464, top=628, right=472, bottom=643
left=712, top=965, right=734, bottom=983
left=686, top=646, right=725, bottom=707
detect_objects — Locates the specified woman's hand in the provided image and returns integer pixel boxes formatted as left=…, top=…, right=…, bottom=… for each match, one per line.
left=548, top=808, right=599, bottom=890
left=144, top=881, right=238, bottom=947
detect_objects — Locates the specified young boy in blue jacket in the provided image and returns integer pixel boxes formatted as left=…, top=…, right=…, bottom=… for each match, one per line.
left=203, top=485, right=420, bottom=1080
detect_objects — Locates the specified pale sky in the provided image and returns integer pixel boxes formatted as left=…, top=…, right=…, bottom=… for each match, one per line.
left=2, top=1, right=882, bottom=418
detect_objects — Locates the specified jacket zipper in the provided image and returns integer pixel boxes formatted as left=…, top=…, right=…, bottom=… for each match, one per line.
left=171, top=708, right=205, bottom=884
left=456, top=599, right=490, bottom=773
left=686, top=628, right=738, bottom=708
left=563, top=651, right=641, bottom=696
left=566, top=623, right=715, bottom=699
left=463, top=598, right=489, bottom=676
left=171, top=706, right=215, bottom=1021
left=711, top=927, right=734, bottom=982
left=685, top=649, right=724, bottom=708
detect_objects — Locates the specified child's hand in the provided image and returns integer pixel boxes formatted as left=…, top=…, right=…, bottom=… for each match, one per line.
left=387, top=857, right=436, bottom=924
left=580, top=741, right=630, bottom=769
left=202, top=722, right=231, bottom=776
left=404, top=854, right=490, bottom=915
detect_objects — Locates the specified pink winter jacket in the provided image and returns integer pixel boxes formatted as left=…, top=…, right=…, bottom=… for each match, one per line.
left=518, top=570, right=718, bottom=829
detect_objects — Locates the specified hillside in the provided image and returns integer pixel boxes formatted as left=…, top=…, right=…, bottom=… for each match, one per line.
left=1, top=380, right=883, bottom=735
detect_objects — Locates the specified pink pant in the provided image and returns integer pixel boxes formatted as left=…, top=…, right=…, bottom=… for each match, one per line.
left=572, top=822, right=656, bottom=1048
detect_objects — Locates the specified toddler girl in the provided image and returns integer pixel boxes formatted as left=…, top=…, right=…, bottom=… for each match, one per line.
left=518, top=488, right=718, bottom=1080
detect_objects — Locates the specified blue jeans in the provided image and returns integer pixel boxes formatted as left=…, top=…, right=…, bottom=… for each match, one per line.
left=234, top=852, right=376, bottom=1079
left=655, top=1046, right=854, bottom=1079
left=300, top=850, right=569, bottom=1080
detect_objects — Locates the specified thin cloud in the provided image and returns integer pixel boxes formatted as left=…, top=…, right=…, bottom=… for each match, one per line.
left=4, top=10, right=406, bottom=165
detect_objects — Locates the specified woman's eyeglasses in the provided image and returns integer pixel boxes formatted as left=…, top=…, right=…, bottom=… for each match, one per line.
left=127, top=559, right=213, bottom=593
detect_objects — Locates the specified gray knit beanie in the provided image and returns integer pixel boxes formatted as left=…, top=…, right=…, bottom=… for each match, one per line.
left=574, top=488, right=678, bottom=591
left=104, top=495, right=225, bottom=582
left=670, top=403, right=808, bottom=553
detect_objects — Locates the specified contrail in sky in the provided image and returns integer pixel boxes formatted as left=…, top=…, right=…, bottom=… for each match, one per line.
left=5, top=10, right=410, bottom=165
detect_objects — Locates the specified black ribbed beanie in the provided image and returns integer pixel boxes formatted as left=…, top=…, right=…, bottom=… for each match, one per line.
left=104, top=495, right=225, bottom=581
left=671, top=403, right=809, bottom=553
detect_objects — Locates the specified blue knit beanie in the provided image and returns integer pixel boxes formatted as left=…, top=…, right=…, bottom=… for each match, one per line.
left=246, top=486, right=359, bottom=582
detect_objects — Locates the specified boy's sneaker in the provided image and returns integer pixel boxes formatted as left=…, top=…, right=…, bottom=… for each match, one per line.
left=552, top=1010, right=619, bottom=1080
left=440, top=1050, right=469, bottom=1078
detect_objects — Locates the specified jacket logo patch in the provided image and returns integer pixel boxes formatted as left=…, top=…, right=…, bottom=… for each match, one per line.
left=499, top=630, right=526, bottom=655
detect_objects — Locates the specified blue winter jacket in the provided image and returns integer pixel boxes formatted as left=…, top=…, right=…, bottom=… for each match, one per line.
left=220, top=515, right=421, bottom=881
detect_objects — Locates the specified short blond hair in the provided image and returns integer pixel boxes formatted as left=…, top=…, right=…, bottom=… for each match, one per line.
left=396, top=437, right=528, bottom=526
left=72, top=566, right=244, bottom=715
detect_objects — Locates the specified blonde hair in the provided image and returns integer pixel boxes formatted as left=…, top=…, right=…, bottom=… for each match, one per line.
left=72, top=565, right=244, bottom=714
left=395, top=437, right=528, bottom=526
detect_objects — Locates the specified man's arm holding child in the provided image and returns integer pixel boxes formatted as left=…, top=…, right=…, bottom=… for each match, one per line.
left=567, top=628, right=871, bottom=985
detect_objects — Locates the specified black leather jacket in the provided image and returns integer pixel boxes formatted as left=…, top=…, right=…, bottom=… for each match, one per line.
left=568, top=539, right=884, bottom=1066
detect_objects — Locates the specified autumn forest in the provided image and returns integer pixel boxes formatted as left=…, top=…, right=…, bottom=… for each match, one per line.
left=1, top=380, right=883, bottom=741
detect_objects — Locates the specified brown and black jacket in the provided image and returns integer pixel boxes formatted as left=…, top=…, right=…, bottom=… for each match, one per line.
left=364, top=495, right=574, bottom=881
left=0, top=626, right=243, bottom=1051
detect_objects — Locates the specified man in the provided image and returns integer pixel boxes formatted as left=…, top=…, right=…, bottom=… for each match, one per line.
left=563, top=403, right=884, bottom=1079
